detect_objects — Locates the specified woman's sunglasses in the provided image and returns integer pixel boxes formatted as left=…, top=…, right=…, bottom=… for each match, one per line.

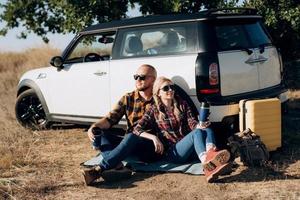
left=160, top=84, right=175, bottom=92
left=133, top=74, right=147, bottom=81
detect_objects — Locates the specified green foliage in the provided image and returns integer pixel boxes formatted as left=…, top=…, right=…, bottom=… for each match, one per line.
left=0, top=0, right=299, bottom=59
left=0, top=0, right=128, bottom=42
left=0, top=0, right=237, bottom=42
left=129, top=0, right=239, bottom=14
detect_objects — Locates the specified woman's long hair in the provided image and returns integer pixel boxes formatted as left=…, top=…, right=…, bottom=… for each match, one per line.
left=152, top=76, right=182, bottom=122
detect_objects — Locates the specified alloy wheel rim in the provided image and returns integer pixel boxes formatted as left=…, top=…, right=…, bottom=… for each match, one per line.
left=17, top=95, right=46, bottom=129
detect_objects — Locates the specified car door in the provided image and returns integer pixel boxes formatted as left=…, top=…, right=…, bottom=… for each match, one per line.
left=48, top=61, right=110, bottom=119
left=47, top=33, right=115, bottom=120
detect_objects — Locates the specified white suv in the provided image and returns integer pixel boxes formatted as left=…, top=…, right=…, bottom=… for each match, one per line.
left=15, top=8, right=288, bottom=132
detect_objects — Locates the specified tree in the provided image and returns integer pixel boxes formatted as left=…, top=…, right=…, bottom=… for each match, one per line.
left=130, top=0, right=238, bottom=14
left=0, top=0, right=129, bottom=42
left=0, top=0, right=235, bottom=42
left=134, top=0, right=300, bottom=59
left=1, top=0, right=299, bottom=60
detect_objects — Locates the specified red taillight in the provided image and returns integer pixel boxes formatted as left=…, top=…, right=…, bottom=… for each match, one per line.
left=209, top=63, right=219, bottom=85
left=199, top=89, right=220, bottom=94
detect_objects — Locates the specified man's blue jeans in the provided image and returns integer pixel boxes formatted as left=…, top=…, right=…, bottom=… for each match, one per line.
left=164, top=128, right=216, bottom=163
left=96, top=132, right=160, bottom=170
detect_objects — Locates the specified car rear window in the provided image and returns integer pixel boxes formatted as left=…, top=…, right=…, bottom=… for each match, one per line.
left=215, top=21, right=272, bottom=51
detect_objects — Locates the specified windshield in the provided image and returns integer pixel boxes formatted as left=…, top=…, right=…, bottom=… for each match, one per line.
left=65, top=33, right=115, bottom=63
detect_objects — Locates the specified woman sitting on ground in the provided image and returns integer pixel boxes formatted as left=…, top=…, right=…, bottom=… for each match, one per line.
left=133, top=76, right=231, bottom=182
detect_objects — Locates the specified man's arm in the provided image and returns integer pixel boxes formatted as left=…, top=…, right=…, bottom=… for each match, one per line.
left=92, top=118, right=111, bottom=129
left=87, top=95, right=126, bottom=142
left=87, top=118, right=111, bottom=142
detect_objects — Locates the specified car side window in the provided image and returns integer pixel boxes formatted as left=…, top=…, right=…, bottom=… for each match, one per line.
left=114, top=22, right=196, bottom=59
left=65, top=32, right=115, bottom=63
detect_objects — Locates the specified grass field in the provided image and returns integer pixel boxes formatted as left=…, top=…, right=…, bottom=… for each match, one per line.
left=0, top=48, right=299, bottom=200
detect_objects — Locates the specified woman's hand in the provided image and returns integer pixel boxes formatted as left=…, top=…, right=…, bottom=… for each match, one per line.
left=196, top=121, right=211, bottom=129
left=151, top=135, right=164, bottom=155
left=139, top=132, right=164, bottom=154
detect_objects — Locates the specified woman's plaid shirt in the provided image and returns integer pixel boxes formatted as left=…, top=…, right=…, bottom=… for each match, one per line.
left=133, top=98, right=199, bottom=148
left=105, top=90, right=153, bottom=132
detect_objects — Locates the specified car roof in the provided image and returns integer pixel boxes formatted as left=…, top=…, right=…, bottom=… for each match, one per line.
left=81, top=8, right=260, bottom=34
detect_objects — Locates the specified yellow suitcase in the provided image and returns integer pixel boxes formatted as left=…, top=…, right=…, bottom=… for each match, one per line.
left=239, top=98, right=281, bottom=151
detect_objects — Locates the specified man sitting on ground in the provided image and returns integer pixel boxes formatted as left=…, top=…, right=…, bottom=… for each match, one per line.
left=83, top=64, right=160, bottom=185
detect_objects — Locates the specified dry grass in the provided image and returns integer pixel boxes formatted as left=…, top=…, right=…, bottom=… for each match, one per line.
left=0, top=48, right=299, bottom=199
left=0, top=46, right=60, bottom=171
left=0, top=47, right=61, bottom=199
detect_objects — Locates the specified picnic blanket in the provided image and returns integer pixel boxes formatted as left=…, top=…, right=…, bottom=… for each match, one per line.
left=82, top=154, right=204, bottom=175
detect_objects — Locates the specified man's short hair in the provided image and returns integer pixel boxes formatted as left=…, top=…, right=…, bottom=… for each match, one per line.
left=140, top=64, right=157, bottom=78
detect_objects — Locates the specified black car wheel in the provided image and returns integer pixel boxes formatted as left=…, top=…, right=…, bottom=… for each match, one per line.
left=15, top=89, right=48, bottom=130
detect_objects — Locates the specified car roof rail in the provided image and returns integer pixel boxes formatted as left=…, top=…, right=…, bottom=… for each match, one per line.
left=206, top=8, right=258, bottom=16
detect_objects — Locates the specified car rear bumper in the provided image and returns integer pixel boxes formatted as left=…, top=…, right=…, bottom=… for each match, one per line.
left=209, top=87, right=289, bottom=122
left=207, top=84, right=287, bottom=105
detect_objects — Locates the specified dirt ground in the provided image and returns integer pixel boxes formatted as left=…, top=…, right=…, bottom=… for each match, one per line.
left=1, top=114, right=300, bottom=200
left=0, top=49, right=300, bottom=199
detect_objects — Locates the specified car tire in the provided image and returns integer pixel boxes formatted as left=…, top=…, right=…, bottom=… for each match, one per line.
left=15, top=89, right=49, bottom=130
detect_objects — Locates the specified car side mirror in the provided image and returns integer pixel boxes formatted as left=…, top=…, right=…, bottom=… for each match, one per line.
left=50, top=56, right=64, bottom=69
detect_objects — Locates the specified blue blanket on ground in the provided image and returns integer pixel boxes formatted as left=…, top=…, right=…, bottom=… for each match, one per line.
left=83, top=154, right=204, bottom=175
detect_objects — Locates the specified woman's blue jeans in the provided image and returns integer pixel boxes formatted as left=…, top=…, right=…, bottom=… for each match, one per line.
left=165, top=128, right=216, bottom=163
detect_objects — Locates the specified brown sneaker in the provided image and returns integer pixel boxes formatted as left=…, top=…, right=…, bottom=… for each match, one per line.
left=82, top=166, right=102, bottom=186
left=204, top=148, right=230, bottom=167
left=204, top=163, right=231, bottom=183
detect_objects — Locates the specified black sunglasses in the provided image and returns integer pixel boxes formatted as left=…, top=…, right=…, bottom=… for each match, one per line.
left=160, top=84, right=175, bottom=92
left=133, top=74, right=147, bottom=81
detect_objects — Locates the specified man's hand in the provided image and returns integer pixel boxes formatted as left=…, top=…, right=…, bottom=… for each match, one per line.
left=87, top=118, right=110, bottom=142
left=87, top=126, right=95, bottom=142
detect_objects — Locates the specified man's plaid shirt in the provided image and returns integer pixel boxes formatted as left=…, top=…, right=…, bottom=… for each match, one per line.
left=105, top=90, right=153, bottom=132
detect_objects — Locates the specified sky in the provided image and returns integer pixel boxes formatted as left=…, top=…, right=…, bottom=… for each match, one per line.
left=0, top=1, right=141, bottom=52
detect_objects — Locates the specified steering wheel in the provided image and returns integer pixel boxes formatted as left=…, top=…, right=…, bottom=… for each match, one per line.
left=83, top=53, right=104, bottom=62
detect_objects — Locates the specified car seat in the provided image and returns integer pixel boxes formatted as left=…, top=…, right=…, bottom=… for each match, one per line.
left=160, top=31, right=180, bottom=52
left=124, top=36, right=143, bottom=56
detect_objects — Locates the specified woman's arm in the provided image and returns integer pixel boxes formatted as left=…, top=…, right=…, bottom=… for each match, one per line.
left=181, top=100, right=212, bottom=130
left=133, top=106, right=164, bottom=154
left=183, top=101, right=199, bottom=130
left=139, top=132, right=164, bottom=154
left=133, top=106, right=154, bottom=136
